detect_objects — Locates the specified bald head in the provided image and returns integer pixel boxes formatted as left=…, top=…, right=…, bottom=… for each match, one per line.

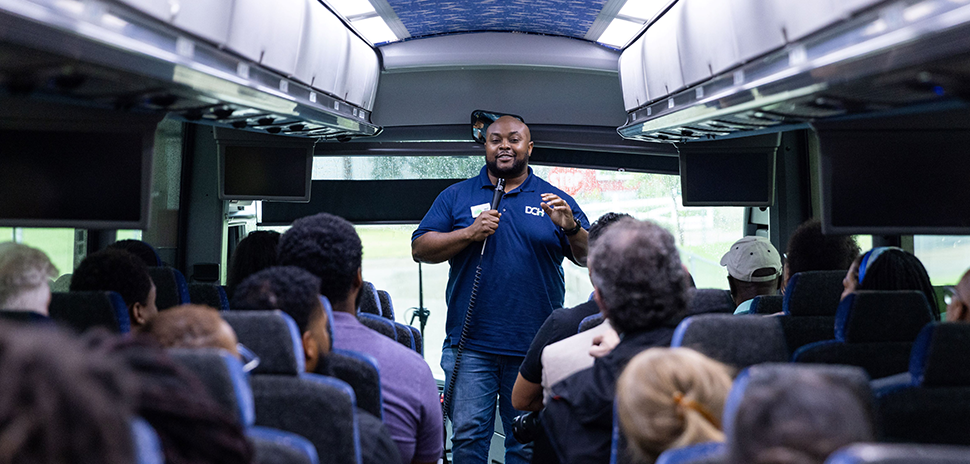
left=948, top=270, right=970, bottom=323
left=144, top=304, right=239, bottom=357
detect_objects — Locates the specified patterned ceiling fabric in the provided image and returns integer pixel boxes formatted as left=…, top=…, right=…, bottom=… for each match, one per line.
left=386, top=0, right=609, bottom=40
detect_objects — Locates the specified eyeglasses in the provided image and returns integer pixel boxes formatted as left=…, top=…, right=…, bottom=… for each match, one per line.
left=237, top=343, right=260, bottom=373
left=944, top=286, right=962, bottom=306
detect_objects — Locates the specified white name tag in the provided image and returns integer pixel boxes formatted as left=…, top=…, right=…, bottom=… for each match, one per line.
left=470, top=203, right=490, bottom=218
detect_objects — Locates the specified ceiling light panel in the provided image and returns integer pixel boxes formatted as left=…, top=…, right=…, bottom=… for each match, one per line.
left=597, top=17, right=644, bottom=48
left=618, top=0, right=671, bottom=21
left=325, top=0, right=376, bottom=19
left=353, top=15, right=398, bottom=45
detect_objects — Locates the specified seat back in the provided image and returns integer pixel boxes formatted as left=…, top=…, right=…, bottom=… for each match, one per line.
left=656, top=442, right=726, bottom=464
left=189, top=283, right=230, bottom=311
left=686, top=288, right=736, bottom=316
left=330, top=349, right=383, bottom=419
left=357, top=313, right=396, bottom=340
left=251, top=374, right=361, bottom=464
left=408, top=325, right=423, bottom=355
left=167, top=348, right=255, bottom=427
left=874, top=324, right=970, bottom=445
left=49, top=291, right=131, bottom=333
left=249, top=426, right=320, bottom=464
left=392, top=321, right=415, bottom=350
left=223, top=311, right=305, bottom=376
left=792, top=291, right=934, bottom=378
left=750, top=295, right=783, bottom=315
left=376, top=290, right=395, bottom=319
left=356, top=281, right=381, bottom=316
left=825, top=443, right=970, bottom=464
left=672, top=314, right=789, bottom=369
left=148, top=267, right=191, bottom=311
left=131, top=418, right=165, bottom=464
left=579, top=313, right=605, bottom=333
left=783, top=270, right=846, bottom=316
left=779, top=315, right=836, bottom=352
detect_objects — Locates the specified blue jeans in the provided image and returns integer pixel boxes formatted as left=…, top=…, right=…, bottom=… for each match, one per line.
left=441, top=346, right=533, bottom=464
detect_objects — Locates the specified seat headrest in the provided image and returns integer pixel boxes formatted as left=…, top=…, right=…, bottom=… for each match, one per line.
left=147, top=267, right=191, bottom=311
left=750, top=295, right=783, bottom=315
left=49, top=291, right=131, bottom=333
left=686, top=288, right=735, bottom=316
left=376, top=290, right=394, bottom=319
left=910, top=323, right=970, bottom=387
left=357, top=313, right=395, bottom=340
left=656, top=442, right=725, bottom=464
left=223, top=310, right=304, bottom=375
left=168, top=348, right=255, bottom=427
left=835, top=291, right=933, bottom=343
left=825, top=443, right=970, bottom=464
left=723, top=363, right=871, bottom=440
left=671, top=314, right=788, bottom=369
left=783, top=271, right=846, bottom=316
left=356, top=281, right=381, bottom=316
left=188, top=283, right=230, bottom=311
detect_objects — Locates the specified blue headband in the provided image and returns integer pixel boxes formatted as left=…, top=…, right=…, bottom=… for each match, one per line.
left=858, top=247, right=901, bottom=284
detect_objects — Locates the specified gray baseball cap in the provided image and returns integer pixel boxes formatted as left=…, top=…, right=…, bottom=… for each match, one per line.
left=720, top=236, right=782, bottom=283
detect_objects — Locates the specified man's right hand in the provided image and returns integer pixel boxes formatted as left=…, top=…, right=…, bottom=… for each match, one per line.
left=466, top=210, right=501, bottom=242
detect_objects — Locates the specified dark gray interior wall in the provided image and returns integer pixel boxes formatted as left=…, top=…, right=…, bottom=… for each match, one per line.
left=182, top=125, right=226, bottom=281
left=372, top=68, right=627, bottom=127
left=770, top=130, right=814, bottom=255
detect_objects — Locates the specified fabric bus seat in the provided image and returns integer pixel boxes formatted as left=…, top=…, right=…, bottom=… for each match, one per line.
left=655, top=442, right=725, bottom=464
left=749, top=295, right=782, bottom=315
left=792, top=291, right=933, bottom=379
left=188, top=283, right=230, bottom=311
left=330, top=349, right=383, bottom=419
left=222, top=311, right=362, bottom=464
left=376, top=290, right=395, bottom=320
left=686, top=288, right=736, bottom=316
left=148, top=267, right=191, bottom=311
left=356, top=282, right=381, bottom=316
left=131, top=418, right=164, bottom=464
left=873, top=323, right=970, bottom=445
left=357, top=313, right=396, bottom=340
left=825, top=443, right=970, bottom=464
left=671, top=314, right=789, bottom=369
left=167, top=348, right=320, bottom=464
left=578, top=313, right=604, bottom=333
left=392, top=321, right=416, bottom=351
left=407, top=325, right=423, bottom=356
left=783, top=271, right=847, bottom=317
left=49, top=291, right=131, bottom=333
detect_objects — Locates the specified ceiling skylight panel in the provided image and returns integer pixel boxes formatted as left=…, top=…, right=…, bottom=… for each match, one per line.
left=353, top=15, right=398, bottom=45
left=325, top=0, right=376, bottom=19
left=597, top=17, right=644, bottom=48
left=617, top=0, right=672, bottom=21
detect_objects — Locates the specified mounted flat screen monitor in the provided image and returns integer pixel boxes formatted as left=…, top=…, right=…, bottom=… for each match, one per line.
left=0, top=128, right=153, bottom=229
left=218, top=143, right=313, bottom=202
left=819, top=129, right=970, bottom=234
left=679, top=147, right=777, bottom=207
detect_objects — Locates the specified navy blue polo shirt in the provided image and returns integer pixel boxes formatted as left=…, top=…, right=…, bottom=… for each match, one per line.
left=413, top=166, right=589, bottom=356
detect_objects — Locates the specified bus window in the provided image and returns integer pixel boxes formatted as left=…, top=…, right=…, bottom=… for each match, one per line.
left=0, top=228, right=11, bottom=242
left=116, top=230, right=144, bottom=241
left=18, top=228, right=74, bottom=279
left=915, top=235, right=970, bottom=286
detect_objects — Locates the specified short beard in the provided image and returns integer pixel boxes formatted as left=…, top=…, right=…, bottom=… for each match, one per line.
left=486, top=156, right=528, bottom=179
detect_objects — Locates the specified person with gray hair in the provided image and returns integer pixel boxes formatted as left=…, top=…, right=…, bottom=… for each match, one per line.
left=542, top=219, right=690, bottom=463
left=0, top=242, right=58, bottom=316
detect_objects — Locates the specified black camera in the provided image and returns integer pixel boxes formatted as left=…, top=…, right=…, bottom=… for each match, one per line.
left=511, top=411, right=542, bottom=444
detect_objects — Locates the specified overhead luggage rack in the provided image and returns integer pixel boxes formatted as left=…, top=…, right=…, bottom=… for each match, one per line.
left=618, top=0, right=970, bottom=143
left=0, top=0, right=381, bottom=139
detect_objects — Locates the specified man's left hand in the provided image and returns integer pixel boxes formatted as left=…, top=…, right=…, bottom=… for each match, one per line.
left=540, top=193, right=578, bottom=230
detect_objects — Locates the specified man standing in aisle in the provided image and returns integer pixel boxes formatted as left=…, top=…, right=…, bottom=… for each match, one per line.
left=412, top=115, right=590, bottom=463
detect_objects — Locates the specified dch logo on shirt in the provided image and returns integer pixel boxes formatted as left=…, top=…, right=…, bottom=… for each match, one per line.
left=525, top=206, right=545, bottom=217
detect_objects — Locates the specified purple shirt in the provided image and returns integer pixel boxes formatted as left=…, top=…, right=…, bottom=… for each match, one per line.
left=331, top=312, right=443, bottom=464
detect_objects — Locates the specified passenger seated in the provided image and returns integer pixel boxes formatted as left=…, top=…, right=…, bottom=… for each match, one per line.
left=945, top=269, right=970, bottom=322
left=721, top=236, right=783, bottom=313
left=543, top=219, right=689, bottom=463
left=0, top=323, right=137, bottom=464
left=231, top=265, right=402, bottom=464
left=841, top=247, right=940, bottom=320
left=107, top=239, right=163, bottom=267
left=512, top=212, right=630, bottom=412
left=0, top=242, right=57, bottom=318
left=225, top=231, right=280, bottom=300
left=616, top=348, right=733, bottom=464
left=144, top=304, right=240, bottom=357
left=277, top=213, right=443, bottom=464
left=70, top=249, right=158, bottom=330
left=781, top=219, right=860, bottom=294
left=726, top=369, right=874, bottom=464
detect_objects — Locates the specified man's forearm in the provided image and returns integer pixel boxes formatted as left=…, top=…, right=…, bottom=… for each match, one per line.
left=567, top=227, right=589, bottom=266
left=411, top=230, right=473, bottom=264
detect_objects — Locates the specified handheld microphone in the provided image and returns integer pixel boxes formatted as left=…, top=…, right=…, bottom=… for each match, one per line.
left=490, top=178, right=506, bottom=210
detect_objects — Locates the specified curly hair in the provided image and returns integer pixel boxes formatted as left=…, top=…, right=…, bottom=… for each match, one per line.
left=589, top=219, right=688, bottom=334
left=277, top=213, right=362, bottom=305
left=0, top=242, right=58, bottom=310
left=728, top=370, right=873, bottom=464
left=225, top=231, right=281, bottom=299
left=588, top=212, right=632, bottom=246
left=71, top=249, right=152, bottom=309
left=106, top=239, right=162, bottom=267
left=785, top=220, right=860, bottom=276
left=0, top=323, right=136, bottom=464
left=617, top=348, right=733, bottom=463
left=231, top=266, right=323, bottom=334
